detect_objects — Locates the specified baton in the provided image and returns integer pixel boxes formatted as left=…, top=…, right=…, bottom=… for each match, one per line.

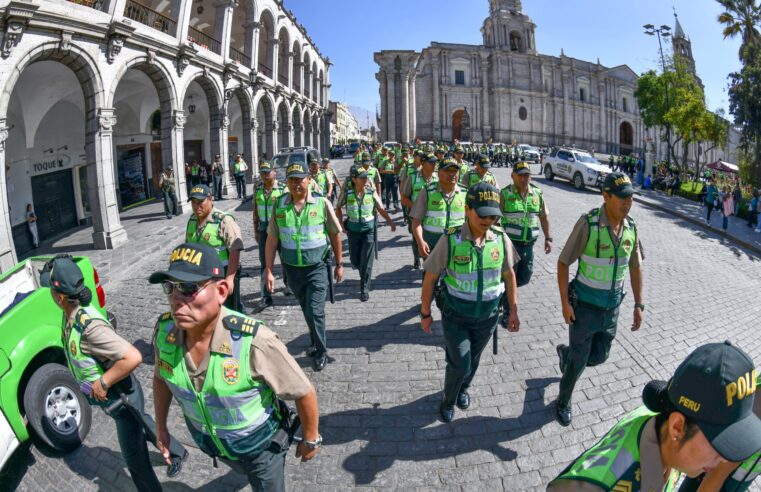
left=493, top=323, right=498, bottom=355
left=326, top=259, right=335, bottom=304
left=374, top=213, right=379, bottom=260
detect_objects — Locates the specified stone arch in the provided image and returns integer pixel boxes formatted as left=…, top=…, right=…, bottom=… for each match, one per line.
left=257, top=8, right=276, bottom=78
left=276, top=98, right=291, bottom=150
left=311, top=61, right=318, bottom=102
left=312, top=113, right=321, bottom=151
left=619, top=120, right=634, bottom=155
left=254, top=90, right=276, bottom=159
left=180, top=72, right=224, bottom=164
left=292, top=104, right=303, bottom=146
left=230, top=85, right=255, bottom=175
left=292, top=41, right=302, bottom=93
left=318, top=68, right=324, bottom=106
left=509, top=30, right=523, bottom=52
left=277, top=26, right=290, bottom=86
left=303, top=51, right=312, bottom=98
left=452, top=108, right=465, bottom=141
left=302, top=107, right=312, bottom=147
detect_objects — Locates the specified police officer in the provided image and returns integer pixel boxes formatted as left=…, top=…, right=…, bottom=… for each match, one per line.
left=548, top=342, right=761, bottom=492
left=149, top=243, right=321, bottom=492
left=360, top=152, right=381, bottom=192
left=419, top=183, right=520, bottom=422
left=452, top=145, right=470, bottom=177
left=321, top=157, right=341, bottom=203
left=264, top=161, right=343, bottom=371
left=308, top=156, right=331, bottom=198
left=462, top=155, right=499, bottom=188
left=410, top=157, right=467, bottom=259
left=336, top=165, right=397, bottom=301
left=186, top=184, right=244, bottom=311
left=401, top=153, right=438, bottom=269
left=379, top=150, right=400, bottom=211
left=231, top=154, right=248, bottom=200
left=555, top=172, right=644, bottom=426
left=158, top=165, right=178, bottom=219
left=42, top=255, right=187, bottom=491
left=252, top=162, right=285, bottom=314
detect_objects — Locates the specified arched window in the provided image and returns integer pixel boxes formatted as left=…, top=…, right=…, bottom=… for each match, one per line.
left=257, top=11, right=275, bottom=78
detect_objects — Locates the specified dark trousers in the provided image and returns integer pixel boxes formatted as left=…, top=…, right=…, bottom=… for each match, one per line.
left=223, top=266, right=242, bottom=312
left=408, top=222, right=420, bottom=266
left=235, top=174, right=246, bottom=198
left=284, top=262, right=328, bottom=355
left=162, top=191, right=178, bottom=218
left=512, top=241, right=535, bottom=287
left=347, top=229, right=375, bottom=294
left=706, top=202, right=716, bottom=222
left=258, top=230, right=272, bottom=302
left=441, top=310, right=499, bottom=406
left=222, top=447, right=287, bottom=492
left=557, top=302, right=619, bottom=408
left=382, top=174, right=398, bottom=208
left=213, top=174, right=223, bottom=200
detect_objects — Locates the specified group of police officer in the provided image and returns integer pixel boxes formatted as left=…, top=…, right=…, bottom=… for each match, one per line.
left=40, top=138, right=761, bottom=491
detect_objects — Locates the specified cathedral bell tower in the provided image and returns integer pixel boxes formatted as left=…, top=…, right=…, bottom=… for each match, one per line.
left=672, top=12, right=695, bottom=74
left=482, top=0, right=537, bottom=54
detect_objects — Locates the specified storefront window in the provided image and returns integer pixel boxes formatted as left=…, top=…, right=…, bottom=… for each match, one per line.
left=117, top=146, right=147, bottom=208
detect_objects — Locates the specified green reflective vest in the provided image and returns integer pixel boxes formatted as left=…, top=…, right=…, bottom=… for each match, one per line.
left=155, top=310, right=278, bottom=460
left=311, top=171, right=328, bottom=195
left=411, top=172, right=438, bottom=203
left=381, top=159, right=396, bottom=173
left=422, top=184, right=466, bottom=236
left=500, top=184, right=543, bottom=243
left=465, top=170, right=497, bottom=188
left=191, top=165, right=200, bottom=176
left=572, top=207, right=637, bottom=310
left=254, top=183, right=284, bottom=232
left=459, top=161, right=469, bottom=176
left=345, top=187, right=376, bottom=233
left=442, top=227, right=505, bottom=318
left=186, top=210, right=232, bottom=269
left=720, top=373, right=761, bottom=492
left=275, top=195, right=328, bottom=266
left=63, top=305, right=111, bottom=406
left=363, top=166, right=379, bottom=184
left=551, top=406, right=680, bottom=492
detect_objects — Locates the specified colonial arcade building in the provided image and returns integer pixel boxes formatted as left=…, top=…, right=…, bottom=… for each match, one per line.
left=0, top=0, right=331, bottom=271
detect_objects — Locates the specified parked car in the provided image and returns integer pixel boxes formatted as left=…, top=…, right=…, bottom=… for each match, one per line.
left=382, top=141, right=398, bottom=149
left=517, top=144, right=541, bottom=163
left=0, top=256, right=115, bottom=470
left=272, top=146, right=321, bottom=182
left=348, top=142, right=361, bottom=154
left=543, top=147, right=611, bottom=191
left=330, top=145, right=345, bottom=158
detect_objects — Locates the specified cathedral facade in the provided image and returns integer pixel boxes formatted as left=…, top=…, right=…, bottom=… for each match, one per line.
left=375, top=0, right=645, bottom=154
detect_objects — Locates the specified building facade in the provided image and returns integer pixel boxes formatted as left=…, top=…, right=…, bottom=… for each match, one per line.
left=0, top=0, right=331, bottom=271
left=329, top=101, right=360, bottom=145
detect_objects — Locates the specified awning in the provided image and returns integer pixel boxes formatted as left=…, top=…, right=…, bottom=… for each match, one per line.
left=707, top=160, right=739, bottom=174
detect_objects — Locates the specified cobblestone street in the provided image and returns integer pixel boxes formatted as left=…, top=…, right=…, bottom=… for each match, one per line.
left=3, top=157, right=761, bottom=491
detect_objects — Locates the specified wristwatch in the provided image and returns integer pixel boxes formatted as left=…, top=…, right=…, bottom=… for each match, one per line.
left=420, top=311, right=432, bottom=320
left=99, top=378, right=109, bottom=391
left=303, top=434, right=323, bottom=450
left=635, top=303, right=646, bottom=311
left=545, top=237, right=553, bottom=242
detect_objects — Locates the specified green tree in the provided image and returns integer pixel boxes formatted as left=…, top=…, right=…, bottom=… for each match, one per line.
left=728, top=44, right=761, bottom=185
left=717, top=0, right=761, bottom=62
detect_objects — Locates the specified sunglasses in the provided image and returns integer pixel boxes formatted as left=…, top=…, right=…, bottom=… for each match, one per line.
left=162, top=280, right=211, bottom=297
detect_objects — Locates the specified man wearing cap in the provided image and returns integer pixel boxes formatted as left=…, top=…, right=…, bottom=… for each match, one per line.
left=159, top=165, right=179, bottom=219
left=186, top=184, right=244, bottom=311
left=554, top=172, right=644, bottom=427
left=264, top=161, right=343, bottom=371
left=336, top=166, right=397, bottom=301
left=321, top=157, right=341, bottom=203
left=410, top=157, right=467, bottom=260
left=549, top=341, right=761, bottom=492
left=252, top=162, right=285, bottom=314
left=452, top=145, right=470, bottom=177
left=308, top=157, right=331, bottom=198
left=462, top=156, right=499, bottom=188
left=401, top=153, right=438, bottom=269
left=419, top=183, right=520, bottom=422
left=211, top=154, right=225, bottom=200
left=232, top=154, right=248, bottom=200
left=360, top=153, right=381, bottom=192
left=150, top=243, right=322, bottom=491
left=42, top=255, right=187, bottom=490
left=379, top=151, right=400, bottom=212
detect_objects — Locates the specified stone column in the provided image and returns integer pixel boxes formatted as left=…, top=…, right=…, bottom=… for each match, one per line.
left=287, top=52, right=294, bottom=90
left=173, top=0, right=193, bottom=42
left=432, top=56, right=441, bottom=139
left=88, top=108, right=128, bottom=249
left=0, top=123, right=16, bottom=272
left=219, top=112, right=231, bottom=194
left=385, top=70, right=396, bottom=142
left=106, top=0, right=128, bottom=18
left=271, top=38, right=279, bottom=81
left=304, top=69, right=312, bottom=99
left=400, top=73, right=409, bottom=143
left=249, top=117, right=259, bottom=170
left=409, top=73, right=416, bottom=142
left=244, top=21, right=259, bottom=69
left=377, top=71, right=387, bottom=141
left=480, top=53, right=491, bottom=139
left=214, top=0, right=236, bottom=59
left=168, top=110, right=189, bottom=210
left=270, top=120, right=279, bottom=155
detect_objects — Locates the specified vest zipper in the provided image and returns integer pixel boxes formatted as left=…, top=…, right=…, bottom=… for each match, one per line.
left=476, top=245, right=483, bottom=312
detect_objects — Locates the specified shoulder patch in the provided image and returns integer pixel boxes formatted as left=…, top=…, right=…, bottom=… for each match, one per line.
left=446, top=226, right=461, bottom=236
left=223, top=314, right=260, bottom=336
left=160, top=312, right=172, bottom=321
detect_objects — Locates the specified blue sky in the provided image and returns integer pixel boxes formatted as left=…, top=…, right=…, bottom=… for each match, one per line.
left=285, top=0, right=742, bottom=127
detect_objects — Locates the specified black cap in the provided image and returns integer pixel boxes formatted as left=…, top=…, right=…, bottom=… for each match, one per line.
left=603, top=172, right=635, bottom=198
left=361, top=152, right=372, bottom=163
left=259, top=162, right=273, bottom=173
left=439, top=158, right=460, bottom=170
left=40, top=257, right=85, bottom=296
left=453, top=145, right=465, bottom=154
left=308, top=156, right=319, bottom=165
left=423, top=153, right=438, bottom=164
left=286, top=162, right=309, bottom=178
left=466, top=182, right=502, bottom=218
left=149, top=243, right=226, bottom=284
left=188, top=184, right=212, bottom=201
left=322, top=157, right=330, bottom=163
left=513, top=162, right=531, bottom=175
left=350, top=166, right=368, bottom=178
left=477, top=156, right=491, bottom=169
left=666, top=341, right=761, bottom=462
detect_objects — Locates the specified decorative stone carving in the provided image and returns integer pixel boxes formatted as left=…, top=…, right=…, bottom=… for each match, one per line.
left=251, top=118, right=259, bottom=130
left=59, top=30, right=73, bottom=52
left=222, top=114, right=230, bottom=130
left=98, top=109, right=117, bottom=133
left=0, top=122, right=9, bottom=150
left=105, top=22, right=134, bottom=65
left=2, top=1, right=38, bottom=59
left=146, top=48, right=157, bottom=65
left=176, top=44, right=198, bottom=77
left=173, top=110, right=186, bottom=129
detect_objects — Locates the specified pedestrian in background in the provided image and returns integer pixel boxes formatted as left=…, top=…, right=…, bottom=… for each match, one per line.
left=232, top=154, right=248, bottom=200
left=705, top=178, right=718, bottom=226
left=211, top=154, right=224, bottom=200
left=26, top=203, right=39, bottom=248
left=722, top=185, right=733, bottom=231
left=748, top=189, right=759, bottom=228
left=158, top=165, right=178, bottom=219
left=733, top=182, right=743, bottom=217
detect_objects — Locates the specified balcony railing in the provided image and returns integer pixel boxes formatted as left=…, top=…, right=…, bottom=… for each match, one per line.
left=258, top=62, right=272, bottom=78
left=68, top=0, right=105, bottom=10
left=229, top=47, right=251, bottom=66
left=188, top=26, right=221, bottom=55
left=123, top=0, right=175, bottom=34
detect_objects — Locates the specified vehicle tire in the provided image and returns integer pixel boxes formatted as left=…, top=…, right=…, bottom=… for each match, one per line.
left=544, top=165, right=555, bottom=181
left=23, top=363, right=91, bottom=453
left=573, top=172, right=586, bottom=191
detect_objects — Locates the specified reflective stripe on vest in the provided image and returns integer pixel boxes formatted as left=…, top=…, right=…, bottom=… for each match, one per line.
left=411, top=172, right=438, bottom=203
left=63, top=306, right=109, bottom=403
left=186, top=213, right=231, bottom=267
left=275, top=195, right=328, bottom=266
left=422, top=185, right=466, bottom=235
left=345, top=188, right=375, bottom=233
left=255, top=184, right=284, bottom=230
left=155, top=311, right=277, bottom=460
left=501, top=184, right=542, bottom=243
left=442, top=229, right=505, bottom=318
left=312, top=171, right=328, bottom=195
left=573, top=208, right=636, bottom=309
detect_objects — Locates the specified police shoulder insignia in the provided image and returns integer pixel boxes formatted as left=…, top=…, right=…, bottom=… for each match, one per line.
left=446, top=226, right=458, bottom=235
left=222, top=358, right=240, bottom=384
left=223, top=314, right=260, bottom=336
left=70, top=341, right=77, bottom=356
left=160, top=312, right=172, bottom=321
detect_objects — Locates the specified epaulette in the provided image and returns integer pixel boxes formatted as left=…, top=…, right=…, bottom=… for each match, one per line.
left=212, top=210, right=231, bottom=221
left=445, top=226, right=461, bottom=236
left=223, top=314, right=260, bottom=336
left=160, top=312, right=172, bottom=321
left=491, top=225, right=505, bottom=235
left=75, top=310, right=92, bottom=331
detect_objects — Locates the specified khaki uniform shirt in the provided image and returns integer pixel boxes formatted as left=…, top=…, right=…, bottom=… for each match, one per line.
left=547, top=416, right=670, bottom=492
left=500, top=185, right=549, bottom=218
left=423, top=219, right=520, bottom=276
left=194, top=207, right=244, bottom=252
left=409, top=185, right=461, bottom=223
left=153, top=314, right=313, bottom=400
left=66, top=309, right=131, bottom=365
left=336, top=184, right=384, bottom=213
left=267, top=193, right=342, bottom=237
left=400, top=170, right=435, bottom=200
left=558, top=205, right=641, bottom=269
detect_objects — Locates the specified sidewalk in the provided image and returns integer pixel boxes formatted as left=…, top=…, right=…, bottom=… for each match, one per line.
left=633, top=187, right=761, bottom=255
left=21, top=185, right=254, bottom=285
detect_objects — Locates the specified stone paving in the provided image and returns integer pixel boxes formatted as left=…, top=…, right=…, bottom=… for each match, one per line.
left=3, top=158, right=761, bottom=491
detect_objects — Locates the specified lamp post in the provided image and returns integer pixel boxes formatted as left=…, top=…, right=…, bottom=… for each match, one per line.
left=644, top=23, right=672, bottom=168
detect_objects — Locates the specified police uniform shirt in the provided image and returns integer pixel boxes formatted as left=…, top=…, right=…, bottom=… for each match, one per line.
left=399, top=171, right=434, bottom=201
left=409, top=185, right=462, bottom=223
left=422, top=219, right=520, bottom=275
left=152, top=316, right=313, bottom=400
left=266, top=192, right=343, bottom=237
left=558, top=205, right=642, bottom=268
left=65, top=309, right=132, bottom=365
left=547, top=416, right=668, bottom=492
left=336, top=184, right=384, bottom=212
left=502, top=185, right=549, bottom=219
left=194, top=207, right=244, bottom=253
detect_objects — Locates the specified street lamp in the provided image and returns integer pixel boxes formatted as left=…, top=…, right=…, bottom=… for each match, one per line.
left=644, top=23, right=672, bottom=167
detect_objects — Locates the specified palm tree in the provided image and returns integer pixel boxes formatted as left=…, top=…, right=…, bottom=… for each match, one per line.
left=717, top=0, right=761, bottom=62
